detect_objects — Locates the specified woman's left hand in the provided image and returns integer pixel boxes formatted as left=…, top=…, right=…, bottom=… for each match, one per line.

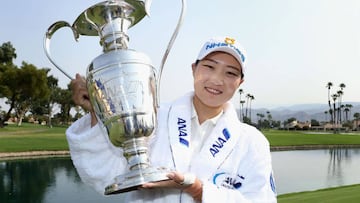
left=141, top=171, right=188, bottom=189
left=141, top=172, right=202, bottom=202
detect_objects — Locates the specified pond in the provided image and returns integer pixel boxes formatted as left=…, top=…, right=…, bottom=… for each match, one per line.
left=1, top=148, right=359, bottom=202
left=272, top=147, right=360, bottom=195
left=0, top=157, right=125, bottom=203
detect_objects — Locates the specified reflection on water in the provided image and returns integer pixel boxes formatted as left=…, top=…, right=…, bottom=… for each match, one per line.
left=272, top=148, right=360, bottom=195
left=1, top=148, right=359, bottom=202
left=327, top=148, right=352, bottom=186
left=0, top=157, right=124, bottom=203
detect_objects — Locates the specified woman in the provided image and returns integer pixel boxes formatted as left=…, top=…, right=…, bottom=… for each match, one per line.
left=66, top=37, right=277, bottom=202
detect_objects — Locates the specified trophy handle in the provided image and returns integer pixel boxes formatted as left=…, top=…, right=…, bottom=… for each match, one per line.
left=156, top=0, right=187, bottom=107
left=144, top=0, right=152, bottom=16
left=44, top=21, right=80, bottom=80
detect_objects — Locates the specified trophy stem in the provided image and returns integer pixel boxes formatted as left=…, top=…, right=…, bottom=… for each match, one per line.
left=104, top=137, right=170, bottom=195
left=123, top=137, right=150, bottom=170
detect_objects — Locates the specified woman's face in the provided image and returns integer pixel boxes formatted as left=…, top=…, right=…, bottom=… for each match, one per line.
left=192, top=51, right=244, bottom=109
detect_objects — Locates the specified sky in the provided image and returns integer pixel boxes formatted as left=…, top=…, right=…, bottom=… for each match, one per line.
left=1, top=0, right=360, bottom=109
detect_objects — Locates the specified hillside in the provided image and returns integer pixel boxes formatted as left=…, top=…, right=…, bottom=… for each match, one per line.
left=247, top=102, right=360, bottom=122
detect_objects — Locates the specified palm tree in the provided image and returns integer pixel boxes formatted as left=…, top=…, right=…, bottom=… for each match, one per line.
left=345, top=104, right=353, bottom=121
left=331, top=93, right=338, bottom=132
left=354, top=112, right=360, bottom=131
left=329, top=109, right=333, bottom=123
left=324, top=111, right=328, bottom=123
left=340, top=104, right=345, bottom=123
left=256, top=113, right=265, bottom=128
left=266, top=111, right=272, bottom=128
left=343, top=106, right=350, bottom=122
left=338, top=83, right=346, bottom=123
left=336, top=90, right=344, bottom=124
left=256, top=113, right=264, bottom=121
left=238, top=89, right=244, bottom=119
left=339, top=83, right=346, bottom=91
left=245, top=93, right=251, bottom=119
left=266, top=111, right=272, bottom=120
left=249, top=95, right=255, bottom=122
left=240, top=100, right=245, bottom=121
left=326, top=82, right=333, bottom=122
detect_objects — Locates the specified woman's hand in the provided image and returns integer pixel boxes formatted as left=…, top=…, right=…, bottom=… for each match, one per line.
left=141, top=172, right=203, bottom=202
left=70, top=73, right=98, bottom=126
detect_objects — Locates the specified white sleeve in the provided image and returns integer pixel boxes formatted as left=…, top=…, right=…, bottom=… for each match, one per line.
left=202, top=131, right=277, bottom=203
left=66, top=114, right=128, bottom=194
left=201, top=156, right=276, bottom=203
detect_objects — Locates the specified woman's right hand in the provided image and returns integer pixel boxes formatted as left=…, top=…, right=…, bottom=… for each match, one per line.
left=71, top=73, right=98, bottom=126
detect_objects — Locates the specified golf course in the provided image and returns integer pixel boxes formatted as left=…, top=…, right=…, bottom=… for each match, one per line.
left=1, top=123, right=360, bottom=202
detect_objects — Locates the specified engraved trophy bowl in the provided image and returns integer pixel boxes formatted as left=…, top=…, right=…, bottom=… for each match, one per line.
left=44, top=0, right=187, bottom=195
left=87, top=48, right=170, bottom=195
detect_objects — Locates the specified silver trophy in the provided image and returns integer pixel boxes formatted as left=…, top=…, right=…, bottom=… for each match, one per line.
left=44, top=0, right=186, bottom=195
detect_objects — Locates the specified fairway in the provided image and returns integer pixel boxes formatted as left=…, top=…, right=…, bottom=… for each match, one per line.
left=0, top=123, right=68, bottom=152
left=278, top=184, right=360, bottom=203
left=1, top=125, right=360, bottom=152
left=1, top=124, right=360, bottom=202
left=263, top=130, right=360, bottom=147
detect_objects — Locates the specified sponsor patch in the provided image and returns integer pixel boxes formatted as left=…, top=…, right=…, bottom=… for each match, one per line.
left=213, top=172, right=245, bottom=190
left=177, top=117, right=189, bottom=147
left=209, top=128, right=231, bottom=157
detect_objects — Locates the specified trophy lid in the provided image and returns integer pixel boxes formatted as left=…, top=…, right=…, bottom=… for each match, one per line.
left=73, top=0, right=146, bottom=36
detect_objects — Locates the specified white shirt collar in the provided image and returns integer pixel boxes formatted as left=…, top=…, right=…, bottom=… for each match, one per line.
left=191, top=100, right=223, bottom=126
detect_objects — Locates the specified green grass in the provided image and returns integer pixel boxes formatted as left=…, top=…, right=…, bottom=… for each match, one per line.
left=1, top=124, right=360, bottom=152
left=277, top=184, right=360, bottom=203
left=263, top=129, right=360, bottom=146
left=0, top=123, right=68, bottom=152
left=1, top=124, right=360, bottom=202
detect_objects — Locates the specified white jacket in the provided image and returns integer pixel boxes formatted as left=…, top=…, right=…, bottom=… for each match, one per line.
left=66, top=92, right=277, bottom=203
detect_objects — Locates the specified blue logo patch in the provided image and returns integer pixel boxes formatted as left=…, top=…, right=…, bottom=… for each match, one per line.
left=270, top=173, right=276, bottom=194
left=177, top=118, right=189, bottom=147
left=209, top=128, right=231, bottom=157
left=213, top=172, right=245, bottom=190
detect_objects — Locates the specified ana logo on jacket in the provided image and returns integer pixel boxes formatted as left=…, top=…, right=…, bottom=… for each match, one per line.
left=177, top=117, right=189, bottom=147
left=209, top=128, right=231, bottom=157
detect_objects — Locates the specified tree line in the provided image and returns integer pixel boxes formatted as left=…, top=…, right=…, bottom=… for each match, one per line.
left=237, top=82, right=360, bottom=131
left=238, top=89, right=281, bottom=129
left=0, top=41, right=83, bottom=128
left=326, top=82, right=360, bottom=131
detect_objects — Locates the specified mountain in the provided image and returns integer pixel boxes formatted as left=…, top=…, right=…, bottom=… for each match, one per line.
left=247, top=102, right=360, bottom=122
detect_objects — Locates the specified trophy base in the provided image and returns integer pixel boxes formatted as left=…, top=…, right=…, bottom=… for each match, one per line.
left=104, top=166, right=170, bottom=195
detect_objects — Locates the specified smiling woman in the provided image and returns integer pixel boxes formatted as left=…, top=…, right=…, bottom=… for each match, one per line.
left=66, top=36, right=277, bottom=202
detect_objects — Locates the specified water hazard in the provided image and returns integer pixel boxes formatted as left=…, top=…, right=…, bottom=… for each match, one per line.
left=272, top=148, right=360, bottom=194
left=1, top=148, right=359, bottom=202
